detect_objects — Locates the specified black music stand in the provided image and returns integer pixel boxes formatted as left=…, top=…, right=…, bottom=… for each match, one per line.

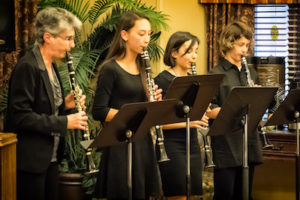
left=90, top=99, right=181, bottom=200
left=208, top=87, right=278, bottom=200
left=265, top=89, right=300, bottom=200
left=164, top=74, right=224, bottom=199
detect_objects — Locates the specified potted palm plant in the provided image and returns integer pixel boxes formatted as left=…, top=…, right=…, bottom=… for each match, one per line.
left=35, top=0, right=169, bottom=198
left=0, top=0, right=168, bottom=198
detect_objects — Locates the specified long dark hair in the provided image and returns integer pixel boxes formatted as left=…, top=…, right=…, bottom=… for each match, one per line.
left=163, top=31, right=199, bottom=68
left=101, top=11, right=150, bottom=96
left=105, top=11, right=149, bottom=62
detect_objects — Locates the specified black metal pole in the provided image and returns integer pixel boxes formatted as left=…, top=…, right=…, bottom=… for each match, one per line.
left=295, top=111, right=299, bottom=200
left=186, top=111, right=191, bottom=200
left=243, top=114, right=249, bottom=200
left=179, top=104, right=191, bottom=200
left=126, top=130, right=133, bottom=200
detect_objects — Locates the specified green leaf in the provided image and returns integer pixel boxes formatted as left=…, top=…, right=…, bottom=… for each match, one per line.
left=33, top=0, right=170, bottom=195
left=88, top=0, right=114, bottom=26
left=38, top=0, right=90, bottom=23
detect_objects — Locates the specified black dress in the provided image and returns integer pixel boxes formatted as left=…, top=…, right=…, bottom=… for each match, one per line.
left=92, top=60, right=160, bottom=199
left=154, top=70, right=202, bottom=196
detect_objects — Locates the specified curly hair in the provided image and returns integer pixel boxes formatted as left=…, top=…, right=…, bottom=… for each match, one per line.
left=34, top=7, right=82, bottom=45
left=219, top=21, right=252, bottom=56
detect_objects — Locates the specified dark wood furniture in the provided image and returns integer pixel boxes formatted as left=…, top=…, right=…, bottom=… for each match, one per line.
left=0, top=133, right=17, bottom=200
left=253, top=130, right=298, bottom=200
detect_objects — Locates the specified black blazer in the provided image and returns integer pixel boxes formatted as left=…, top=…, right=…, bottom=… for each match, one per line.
left=5, top=46, right=68, bottom=173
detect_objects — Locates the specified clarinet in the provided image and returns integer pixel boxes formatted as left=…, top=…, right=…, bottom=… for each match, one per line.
left=66, top=52, right=99, bottom=174
left=140, top=48, right=170, bottom=162
left=241, top=56, right=273, bottom=148
left=242, top=56, right=255, bottom=87
left=191, top=62, right=215, bottom=168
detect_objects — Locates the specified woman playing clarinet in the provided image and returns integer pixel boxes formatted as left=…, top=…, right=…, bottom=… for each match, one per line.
left=92, top=11, right=163, bottom=200
left=154, top=31, right=209, bottom=200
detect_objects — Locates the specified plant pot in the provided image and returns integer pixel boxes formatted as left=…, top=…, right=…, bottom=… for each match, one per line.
left=59, top=172, right=87, bottom=200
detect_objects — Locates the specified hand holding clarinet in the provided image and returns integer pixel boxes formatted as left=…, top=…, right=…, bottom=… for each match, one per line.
left=66, top=51, right=98, bottom=174
left=65, top=86, right=88, bottom=130
left=64, top=52, right=88, bottom=131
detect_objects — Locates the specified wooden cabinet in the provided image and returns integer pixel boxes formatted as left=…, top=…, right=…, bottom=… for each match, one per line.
left=0, top=133, right=17, bottom=200
left=253, top=131, right=298, bottom=200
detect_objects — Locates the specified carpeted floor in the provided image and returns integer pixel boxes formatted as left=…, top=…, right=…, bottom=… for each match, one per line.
left=202, top=169, right=214, bottom=200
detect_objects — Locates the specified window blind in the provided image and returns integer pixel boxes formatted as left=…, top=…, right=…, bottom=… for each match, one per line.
left=254, top=5, right=289, bottom=57
left=254, top=4, right=289, bottom=89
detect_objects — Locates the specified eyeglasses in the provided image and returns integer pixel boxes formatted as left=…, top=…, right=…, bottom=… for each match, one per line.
left=56, top=35, right=75, bottom=42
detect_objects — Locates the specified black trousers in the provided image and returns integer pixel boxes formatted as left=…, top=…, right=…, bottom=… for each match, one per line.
left=17, top=162, right=59, bottom=200
left=213, top=165, right=255, bottom=200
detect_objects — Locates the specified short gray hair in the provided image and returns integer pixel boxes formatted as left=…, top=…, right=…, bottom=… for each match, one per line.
left=34, top=7, right=82, bottom=45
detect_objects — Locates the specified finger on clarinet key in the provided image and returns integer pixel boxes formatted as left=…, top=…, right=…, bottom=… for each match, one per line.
left=201, top=115, right=209, bottom=123
left=191, top=120, right=208, bottom=129
left=154, top=88, right=163, bottom=101
left=80, top=94, right=87, bottom=110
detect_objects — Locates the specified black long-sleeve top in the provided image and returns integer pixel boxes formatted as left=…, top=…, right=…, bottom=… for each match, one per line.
left=92, top=59, right=160, bottom=199
left=92, top=60, right=146, bottom=122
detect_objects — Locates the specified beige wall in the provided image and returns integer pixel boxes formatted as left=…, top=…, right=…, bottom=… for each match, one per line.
left=143, top=0, right=207, bottom=76
left=84, top=0, right=207, bottom=75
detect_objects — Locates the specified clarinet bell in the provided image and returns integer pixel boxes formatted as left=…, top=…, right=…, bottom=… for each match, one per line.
left=260, top=131, right=274, bottom=149
left=204, top=136, right=215, bottom=168
left=259, top=125, right=274, bottom=149
left=198, top=129, right=215, bottom=168
left=205, top=153, right=216, bottom=168
left=155, top=126, right=170, bottom=163
left=84, top=148, right=99, bottom=175
left=157, top=144, right=170, bottom=163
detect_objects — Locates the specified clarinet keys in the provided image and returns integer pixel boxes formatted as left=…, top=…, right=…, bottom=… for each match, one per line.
left=191, top=62, right=215, bottom=168
left=66, top=52, right=98, bottom=174
left=141, top=48, right=170, bottom=163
